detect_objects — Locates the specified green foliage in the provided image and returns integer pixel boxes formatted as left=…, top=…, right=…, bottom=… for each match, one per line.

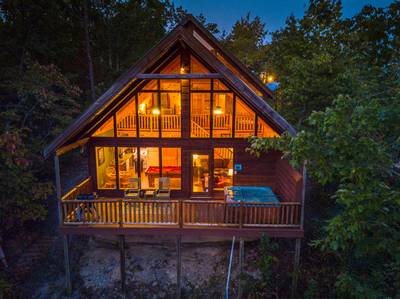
left=222, top=13, right=268, bottom=73
left=0, top=61, right=81, bottom=232
left=247, top=2, right=400, bottom=296
left=242, top=236, right=282, bottom=298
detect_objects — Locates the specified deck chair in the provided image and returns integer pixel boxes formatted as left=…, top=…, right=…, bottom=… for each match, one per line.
left=124, top=178, right=141, bottom=200
left=155, top=177, right=171, bottom=200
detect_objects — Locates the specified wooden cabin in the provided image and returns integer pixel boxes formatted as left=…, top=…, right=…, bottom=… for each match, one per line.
left=44, top=16, right=305, bottom=239
left=44, top=15, right=306, bottom=297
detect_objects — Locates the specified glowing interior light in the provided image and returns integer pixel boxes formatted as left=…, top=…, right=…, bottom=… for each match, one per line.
left=139, top=103, right=146, bottom=112
left=228, top=168, right=233, bottom=176
left=267, top=75, right=274, bottom=83
left=193, top=154, right=199, bottom=160
left=213, top=106, right=223, bottom=115
left=152, top=108, right=160, bottom=115
left=180, top=67, right=186, bottom=74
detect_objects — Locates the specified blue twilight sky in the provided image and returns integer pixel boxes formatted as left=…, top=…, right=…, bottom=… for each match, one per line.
left=172, top=0, right=393, bottom=39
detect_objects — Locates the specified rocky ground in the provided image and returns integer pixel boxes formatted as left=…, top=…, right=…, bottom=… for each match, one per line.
left=16, top=235, right=263, bottom=299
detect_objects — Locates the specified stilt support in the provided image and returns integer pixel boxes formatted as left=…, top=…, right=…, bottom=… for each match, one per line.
left=238, top=238, right=244, bottom=299
left=63, top=235, right=71, bottom=296
left=291, top=238, right=301, bottom=298
left=119, top=235, right=127, bottom=299
left=177, top=235, right=182, bottom=299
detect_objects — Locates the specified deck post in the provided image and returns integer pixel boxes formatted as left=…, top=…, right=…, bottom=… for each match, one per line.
left=54, top=155, right=63, bottom=225
left=119, top=235, right=127, bottom=299
left=291, top=238, right=301, bottom=299
left=176, top=235, right=182, bottom=299
left=62, top=234, right=72, bottom=296
left=238, top=238, right=244, bottom=299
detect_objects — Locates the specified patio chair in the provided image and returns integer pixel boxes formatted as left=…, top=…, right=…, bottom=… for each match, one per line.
left=155, top=177, right=171, bottom=200
left=124, top=178, right=141, bottom=200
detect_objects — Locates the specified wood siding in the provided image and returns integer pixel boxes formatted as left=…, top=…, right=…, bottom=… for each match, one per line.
left=275, top=159, right=303, bottom=202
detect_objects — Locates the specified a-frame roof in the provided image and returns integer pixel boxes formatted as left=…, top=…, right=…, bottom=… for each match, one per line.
left=44, top=15, right=296, bottom=158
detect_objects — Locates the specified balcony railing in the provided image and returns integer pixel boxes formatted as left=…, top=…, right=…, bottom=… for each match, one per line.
left=60, top=179, right=301, bottom=229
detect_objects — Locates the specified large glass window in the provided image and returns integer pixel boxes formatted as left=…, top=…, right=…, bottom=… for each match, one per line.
left=235, top=98, right=255, bottom=138
left=160, top=79, right=180, bottom=91
left=140, top=147, right=160, bottom=189
left=162, top=148, right=181, bottom=190
left=116, top=99, right=136, bottom=137
left=160, top=55, right=181, bottom=74
left=213, top=93, right=233, bottom=138
left=93, top=117, right=114, bottom=137
left=96, top=147, right=116, bottom=189
left=142, top=80, right=157, bottom=90
left=117, top=147, right=138, bottom=189
left=138, top=92, right=159, bottom=138
left=213, top=148, right=234, bottom=190
left=161, top=92, right=181, bottom=138
left=257, top=118, right=279, bottom=137
left=191, top=93, right=211, bottom=138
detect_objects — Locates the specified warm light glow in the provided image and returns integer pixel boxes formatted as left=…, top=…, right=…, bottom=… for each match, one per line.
left=152, top=108, right=160, bottom=115
left=267, top=75, right=274, bottom=83
left=213, top=106, right=223, bottom=115
left=180, top=67, right=186, bottom=74
left=193, top=154, right=199, bottom=160
left=139, top=103, right=146, bottom=112
left=228, top=168, right=233, bottom=176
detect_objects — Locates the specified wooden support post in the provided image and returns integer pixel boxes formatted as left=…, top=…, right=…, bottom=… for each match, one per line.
left=119, top=235, right=127, bottom=299
left=291, top=238, right=301, bottom=299
left=63, top=235, right=72, bottom=296
left=176, top=235, right=182, bottom=299
left=54, top=155, right=63, bottom=225
left=238, top=238, right=244, bottom=299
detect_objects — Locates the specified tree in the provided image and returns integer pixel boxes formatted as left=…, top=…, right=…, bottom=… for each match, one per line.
left=222, top=13, right=267, bottom=73
left=0, top=61, right=81, bottom=232
left=248, top=1, right=400, bottom=296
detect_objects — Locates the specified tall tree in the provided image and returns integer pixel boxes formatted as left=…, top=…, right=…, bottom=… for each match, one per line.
left=222, top=13, right=267, bottom=73
left=83, top=0, right=96, bottom=102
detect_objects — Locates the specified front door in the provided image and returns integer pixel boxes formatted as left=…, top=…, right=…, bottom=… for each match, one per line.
left=191, top=152, right=211, bottom=196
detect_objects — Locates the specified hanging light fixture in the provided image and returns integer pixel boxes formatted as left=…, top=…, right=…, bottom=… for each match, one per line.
left=152, top=108, right=160, bottom=115
left=213, top=105, right=223, bottom=115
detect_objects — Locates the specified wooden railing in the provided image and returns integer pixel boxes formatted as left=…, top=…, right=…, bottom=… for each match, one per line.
left=235, top=115, right=255, bottom=133
left=123, top=200, right=179, bottom=225
left=61, top=177, right=92, bottom=201
left=60, top=198, right=301, bottom=228
left=116, top=113, right=255, bottom=137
